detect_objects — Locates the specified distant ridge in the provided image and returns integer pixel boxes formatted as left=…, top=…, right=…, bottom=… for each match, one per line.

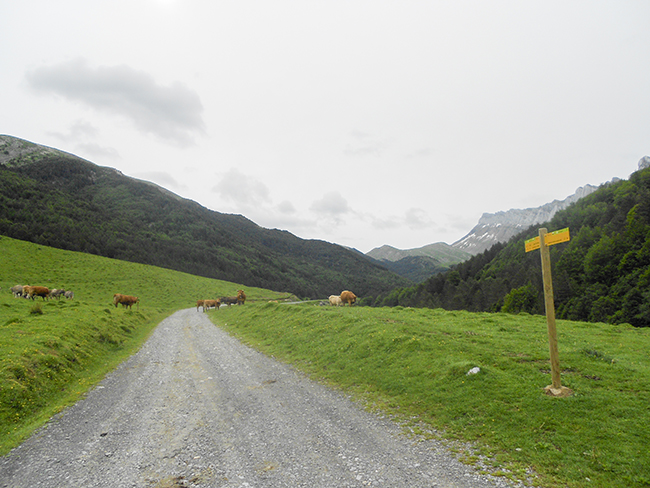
left=451, top=184, right=603, bottom=255
left=365, top=243, right=471, bottom=282
left=367, top=242, right=470, bottom=264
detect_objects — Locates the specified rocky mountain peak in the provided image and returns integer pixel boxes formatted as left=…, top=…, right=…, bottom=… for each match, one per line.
left=451, top=184, right=600, bottom=255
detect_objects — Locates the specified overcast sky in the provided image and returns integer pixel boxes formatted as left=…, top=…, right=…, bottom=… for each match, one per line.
left=2, top=1, right=648, bottom=253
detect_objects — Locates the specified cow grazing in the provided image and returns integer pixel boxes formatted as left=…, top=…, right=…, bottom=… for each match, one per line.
left=24, top=286, right=51, bottom=300
left=221, top=290, right=246, bottom=306
left=220, top=296, right=239, bottom=306
left=114, top=293, right=139, bottom=309
left=196, top=300, right=205, bottom=312
left=50, top=289, right=66, bottom=300
left=340, top=290, right=357, bottom=306
left=64, top=290, right=74, bottom=299
left=329, top=295, right=343, bottom=306
left=203, top=299, right=221, bottom=312
left=10, top=285, right=24, bottom=298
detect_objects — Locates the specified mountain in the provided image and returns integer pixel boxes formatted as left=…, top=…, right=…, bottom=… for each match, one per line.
left=365, top=185, right=604, bottom=279
left=371, top=160, right=650, bottom=327
left=365, top=243, right=471, bottom=282
left=0, top=135, right=411, bottom=298
left=451, top=184, right=602, bottom=255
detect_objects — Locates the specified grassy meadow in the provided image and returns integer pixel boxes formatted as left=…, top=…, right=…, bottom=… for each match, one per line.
left=0, top=236, right=291, bottom=454
left=210, top=302, right=650, bottom=488
left=2, top=235, right=650, bottom=488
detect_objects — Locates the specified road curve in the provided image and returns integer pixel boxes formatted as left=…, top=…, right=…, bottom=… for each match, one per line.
left=0, top=309, right=529, bottom=488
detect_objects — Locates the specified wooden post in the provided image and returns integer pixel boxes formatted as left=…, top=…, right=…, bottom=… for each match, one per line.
left=538, top=228, right=573, bottom=397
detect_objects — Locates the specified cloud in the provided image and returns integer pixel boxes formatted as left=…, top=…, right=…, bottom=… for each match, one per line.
left=370, top=215, right=401, bottom=230
left=76, top=142, right=121, bottom=161
left=277, top=200, right=296, bottom=214
left=212, top=169, right=271, bottom=208
left=344, top=130, right=385, bottom=157
left=26, top=58, right=205, bottom=146
left=46, top=120, right=120, bottom=160
left=404, top=208, right=433, bottom=230
left=369, top=208, right=434, bottom=231
left=47, top=119, right=99, bottom=141
left=310, top=191, right=350, bottom=219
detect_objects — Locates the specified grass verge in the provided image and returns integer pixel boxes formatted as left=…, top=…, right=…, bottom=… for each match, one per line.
left=210, top=302, right=650, bottom=488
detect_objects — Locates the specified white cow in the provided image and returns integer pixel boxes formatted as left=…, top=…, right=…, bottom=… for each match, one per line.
left=329, top=295, right=343, bottom=306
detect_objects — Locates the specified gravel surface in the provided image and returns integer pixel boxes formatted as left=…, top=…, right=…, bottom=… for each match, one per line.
left=0, top=309, right=533, bottom=488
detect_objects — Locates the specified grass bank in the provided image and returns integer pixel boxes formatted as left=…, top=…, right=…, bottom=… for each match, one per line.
left=211, top=302, right=650, bottom=488
left=0, top=236, right=291, bottom=454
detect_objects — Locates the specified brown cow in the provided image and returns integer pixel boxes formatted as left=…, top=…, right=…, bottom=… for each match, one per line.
left=196, top=299, right=205, bottom=311
left=203, top=299, right=221, bottom=312
left=114, top=293, right=139, bottom=309
left=340, top=290, right=357, bottom=306
left=25, top=286, right=51, bottom=300
left=237, top=290, right=246, bottom=305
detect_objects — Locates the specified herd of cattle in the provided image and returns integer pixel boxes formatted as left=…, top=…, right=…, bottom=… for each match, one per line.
left=8, top=285, right=140, bottom=310
left=8, top=285, right=358, bottom=310
left=9, top=285, right=74, bottom=300
left=196, top=290, right=246, bottom=312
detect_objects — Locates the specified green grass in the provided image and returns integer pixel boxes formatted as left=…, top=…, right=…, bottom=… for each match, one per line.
left=3, top=235, right=650, bottom=488
left=210, top=303, right=650, bottom=488
left=0, top=236, right=292, bottom=454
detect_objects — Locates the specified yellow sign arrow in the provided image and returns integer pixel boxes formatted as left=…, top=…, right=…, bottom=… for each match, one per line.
left=525, top=228, right=570, bottom=253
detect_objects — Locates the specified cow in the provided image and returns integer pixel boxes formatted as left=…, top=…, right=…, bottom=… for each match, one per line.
left=220, top=296, right=239, bottom=306
left=329, top=295, right=343, bottom=306
left=196, top=299, right=205, bottom=312
left=64, top=290, right=74, bottom=299
left=203, top=299, right=221, bottom=312
left=24, top=286, right=51, bottom=300
left=10, top=285, right=24, bottom=298
left=237, top=290, right=246, bottom=305
left=114, top=293, right=139, bottom=309
left=340, top=290, right=357, bottom=306
left=50, top=289, right=66, bottom=300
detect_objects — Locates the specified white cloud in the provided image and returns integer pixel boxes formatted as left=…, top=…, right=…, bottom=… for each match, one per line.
left=26, top=58, right=205, bottom=147
left=75, top=142, right=121, bottom=161
left=405, top=208, right=433, bottom=230
left=310, top=191, right=350, bottom=219
left=344, top=130, right=386, bottom=157
left=212, top=169, right=272, bottom=209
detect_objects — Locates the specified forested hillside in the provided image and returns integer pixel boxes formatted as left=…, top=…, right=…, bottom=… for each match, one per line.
left=369, top=166, right=650, bottom=327
left=0, top=137, right=410, bottom=298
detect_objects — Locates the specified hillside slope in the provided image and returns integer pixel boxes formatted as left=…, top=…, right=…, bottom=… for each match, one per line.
left=0, top=135, right=410, bottom=298
left=371, top=163, right=650, bottom=327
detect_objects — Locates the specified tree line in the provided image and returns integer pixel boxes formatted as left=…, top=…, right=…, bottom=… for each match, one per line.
left=366, top=167, right=650, bottom=327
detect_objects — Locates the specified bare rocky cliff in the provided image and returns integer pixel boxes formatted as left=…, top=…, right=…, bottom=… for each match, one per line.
left=451, top=184, right=602, bottom=255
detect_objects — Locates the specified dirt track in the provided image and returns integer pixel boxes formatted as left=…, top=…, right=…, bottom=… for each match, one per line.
left=0, top=309, right=530, bottom=487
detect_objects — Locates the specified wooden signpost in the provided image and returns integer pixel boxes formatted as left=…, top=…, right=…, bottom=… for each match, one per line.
left=525, top=227, right=573, bottom=397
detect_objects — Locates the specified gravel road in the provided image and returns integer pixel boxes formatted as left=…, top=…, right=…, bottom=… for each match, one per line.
left=0, top=309, right=532, bottom=488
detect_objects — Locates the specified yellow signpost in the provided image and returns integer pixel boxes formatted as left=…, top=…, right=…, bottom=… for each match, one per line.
left=526, top=227, right=573, bottom=397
